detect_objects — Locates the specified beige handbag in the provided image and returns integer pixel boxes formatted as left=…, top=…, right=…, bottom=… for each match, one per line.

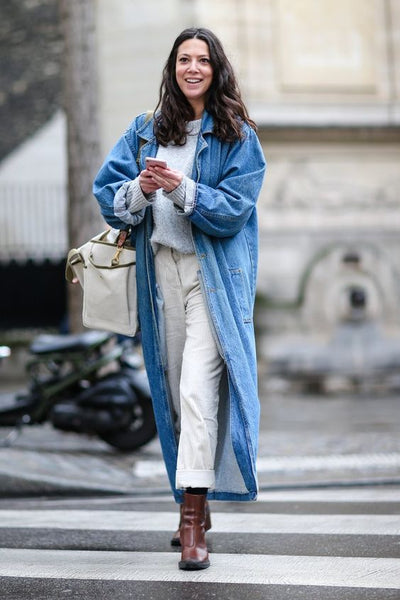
left=66, top=228, right=138, bottom=336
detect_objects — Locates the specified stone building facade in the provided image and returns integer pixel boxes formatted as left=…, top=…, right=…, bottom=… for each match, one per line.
left=94, top=0, right=400, bottom=361
left=2, top=1, right=398, bottom=347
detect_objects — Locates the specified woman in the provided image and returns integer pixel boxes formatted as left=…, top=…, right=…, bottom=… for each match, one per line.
left=93, top=27, right=266, bottom=571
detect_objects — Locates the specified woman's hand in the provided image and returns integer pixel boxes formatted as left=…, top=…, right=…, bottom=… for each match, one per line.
left=139, top=169, right=162, bottom=195
left=145, top=166, right=183, bottom=193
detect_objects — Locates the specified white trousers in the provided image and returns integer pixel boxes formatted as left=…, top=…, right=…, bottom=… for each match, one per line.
left=154, top=246, right=224, bottom=489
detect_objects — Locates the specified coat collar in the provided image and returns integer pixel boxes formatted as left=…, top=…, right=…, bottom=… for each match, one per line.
left=200, top=109, right=214, bottom=134
left=138, top=109, right=214, bottom=142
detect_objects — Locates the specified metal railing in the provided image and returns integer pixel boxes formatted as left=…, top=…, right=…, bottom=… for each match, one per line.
left=0, top=183, right=67, bottom=262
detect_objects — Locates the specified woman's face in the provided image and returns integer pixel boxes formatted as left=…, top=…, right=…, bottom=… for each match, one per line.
left=175, top=38, right=213, bottom=118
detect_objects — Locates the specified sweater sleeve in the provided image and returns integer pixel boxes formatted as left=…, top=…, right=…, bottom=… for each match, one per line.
left=162, top=175, right=196, bottom=215
left=126, top=178, right=156, bottom=212
left=93, top=113, right=151, bottom=230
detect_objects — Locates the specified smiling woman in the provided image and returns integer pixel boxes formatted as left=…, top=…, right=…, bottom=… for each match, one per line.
left=175, top=39, right=213, bottom=118
left=93, top=27, right=266, bottom=572
left=154, top=27, right=256, bottom=146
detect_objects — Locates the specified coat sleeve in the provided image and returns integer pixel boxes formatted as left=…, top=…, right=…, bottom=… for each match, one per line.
left=187, top=127, right=266, bottom=238
left=92, top=116, right=143, bottom=230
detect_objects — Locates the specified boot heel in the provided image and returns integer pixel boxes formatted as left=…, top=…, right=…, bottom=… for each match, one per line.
left=179, top=557, right=210, bottom=570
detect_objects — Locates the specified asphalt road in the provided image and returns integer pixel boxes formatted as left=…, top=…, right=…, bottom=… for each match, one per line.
left=0, top=486, right=399, bottom=599
left=1, top=368, right=400, bottom=597
left=0, top=380, right=400, bottom=495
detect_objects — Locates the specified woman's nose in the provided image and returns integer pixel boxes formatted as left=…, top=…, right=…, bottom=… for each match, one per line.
left=187, top=60, right=199, bottom=71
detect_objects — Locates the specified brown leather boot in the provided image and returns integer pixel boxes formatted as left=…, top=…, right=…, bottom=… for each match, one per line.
left=178, top=492, right=210, bottom=570
left=171, top=500, right=211, bottom=546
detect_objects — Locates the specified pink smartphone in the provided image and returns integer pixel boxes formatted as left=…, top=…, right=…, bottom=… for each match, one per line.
left=145, top=157, right=168, bottom=169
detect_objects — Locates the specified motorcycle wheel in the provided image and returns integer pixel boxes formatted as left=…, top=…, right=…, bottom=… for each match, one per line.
left=98, top=392, right=157, bottom=451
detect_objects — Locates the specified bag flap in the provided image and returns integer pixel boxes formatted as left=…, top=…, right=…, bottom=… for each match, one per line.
left=87, top=238, right=136, bottom=268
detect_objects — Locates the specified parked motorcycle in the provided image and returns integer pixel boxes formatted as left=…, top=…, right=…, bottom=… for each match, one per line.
left=0, top=330, right=157, bottom=451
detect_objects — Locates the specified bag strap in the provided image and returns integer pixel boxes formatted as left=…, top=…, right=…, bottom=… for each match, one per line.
left=136, top=110, right=154, bottom=169
left=119, top=111, right=154, bottom=240
left=116, top=229, right=128, bottom=248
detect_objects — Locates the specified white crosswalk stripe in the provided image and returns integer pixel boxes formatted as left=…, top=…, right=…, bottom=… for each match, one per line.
left=0, top=487, right=399, bottom=598
left=0, top=548, right=399, bottom=588
left=1, top=509, right=399, bottom=535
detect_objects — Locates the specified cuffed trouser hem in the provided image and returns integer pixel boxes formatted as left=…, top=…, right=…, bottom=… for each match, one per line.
left=176, top=469, right=215, bottom=490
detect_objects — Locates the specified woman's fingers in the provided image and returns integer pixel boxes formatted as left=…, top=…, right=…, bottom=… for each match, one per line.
left=148, top=167, right=183, bottom=192
left=140, top=166, right=183, bottom=193
left=139, top=170, right=161, bottom=193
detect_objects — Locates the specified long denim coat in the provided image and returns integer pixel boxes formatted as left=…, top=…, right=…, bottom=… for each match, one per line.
left=93, top=111, right=266, bottom=502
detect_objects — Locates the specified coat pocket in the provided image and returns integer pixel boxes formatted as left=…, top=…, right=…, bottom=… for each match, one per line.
left=229, top=268, right=252, bottom=323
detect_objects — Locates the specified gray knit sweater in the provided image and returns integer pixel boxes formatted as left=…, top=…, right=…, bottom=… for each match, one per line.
left=114, top=119, right=201, bottom=254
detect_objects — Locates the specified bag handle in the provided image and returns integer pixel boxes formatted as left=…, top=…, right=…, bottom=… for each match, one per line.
left=117, top=230, right=128, bottom=247
left=114, top=110, right=154, bottom=259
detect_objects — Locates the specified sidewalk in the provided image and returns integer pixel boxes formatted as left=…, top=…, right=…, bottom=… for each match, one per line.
left=1, top=377, right=400, bottom=496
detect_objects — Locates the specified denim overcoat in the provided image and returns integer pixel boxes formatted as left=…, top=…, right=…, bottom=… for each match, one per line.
left=93, top=111, right=266, bottom=502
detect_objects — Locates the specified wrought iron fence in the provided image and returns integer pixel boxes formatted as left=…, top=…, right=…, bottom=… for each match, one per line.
left=0, top=183, right=67, bottom=263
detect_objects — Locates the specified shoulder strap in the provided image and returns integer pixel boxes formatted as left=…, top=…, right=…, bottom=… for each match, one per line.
left=136, top=110, right=154, bottom=168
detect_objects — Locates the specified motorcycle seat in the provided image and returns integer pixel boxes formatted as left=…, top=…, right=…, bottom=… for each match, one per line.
left=30, top=331, right=114, bottom=355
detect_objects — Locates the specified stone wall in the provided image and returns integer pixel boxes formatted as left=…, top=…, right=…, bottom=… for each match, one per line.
left=93, top=0, right=400, bottom=357
left=70, top=0, right=400, bottom=360
left=95, top=0, right=193, bottom=153
left=1, top=0, right=398, bottom=360
left=256, top=132, right=400, bottom=332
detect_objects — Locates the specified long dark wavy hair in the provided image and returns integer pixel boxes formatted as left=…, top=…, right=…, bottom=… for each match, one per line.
left=154, top=28, right=256, bottom=146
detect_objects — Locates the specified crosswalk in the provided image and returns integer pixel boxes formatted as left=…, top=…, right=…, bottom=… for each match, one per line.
left=0, top=486, right=399, bottom=599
